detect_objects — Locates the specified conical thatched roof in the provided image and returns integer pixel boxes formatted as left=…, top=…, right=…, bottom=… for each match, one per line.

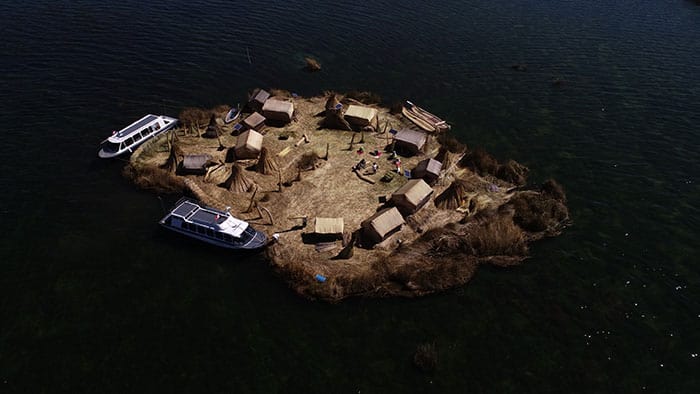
left=202, top=113, right=221, bottom=138
left=435, top=179, right=469, bottom=210
left=160, top=140, right=183, bottom=173
left=256, top=147, right=279, bottom=175
left=322, top=93, right=352, bottom=130
left=204, top=162, right=230, bottom=184
left=434, top=147, right=457, bottom=171
left=325, top=93, right=340, bottom=111
left=221, top=163, right=254, bottom=193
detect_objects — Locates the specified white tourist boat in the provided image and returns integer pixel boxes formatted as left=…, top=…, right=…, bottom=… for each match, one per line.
left=159, top=198, right=268, bottom=250
left=98, top=114, right=178, bottom=158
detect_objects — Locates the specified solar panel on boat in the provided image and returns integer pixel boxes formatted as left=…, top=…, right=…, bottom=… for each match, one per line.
left=190, top=209, right=226, bottom=224
left=118, top=115, right=158, bottom=137
left=172, top=202, right=198, bottom=217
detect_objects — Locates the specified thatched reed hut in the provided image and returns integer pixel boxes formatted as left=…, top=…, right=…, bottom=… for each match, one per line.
left=434, top=147, right=458, bottom=170
left=243, top=112, right=266, bottom=131
left=391, top=179, right=434, bottom=214
left=221, top=163, right=255, bottom=193
left=325, top=93, right=340, bottom=112
left=314, top=217, right=344, bottom=239
left=161, top=142, right=183, bottom=173
left=235, top=129, right=264, bottom=160
left=434, top=179, right=470, bottom=210
left=344, top=104, right=378, bottom=128
left=256, top=146, right=278, bottom=175
left=204, top=163, right=230, bottom=184
left=202, top=114, right=221, bottom=138
left=362, top=207, right=405, bottom=244
left=412, top=158, right=442, bottom=185
left=248, top=88, right=270, bottom=112
left=179, top=154, right=213, bottom=175
left=262, top=98, right=294, bottom=123
left=394, top=128, right=427, bottom=156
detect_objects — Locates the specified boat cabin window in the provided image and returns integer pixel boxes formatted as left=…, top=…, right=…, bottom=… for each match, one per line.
left=125, top=137, right=134, bottom=147
left=215, top=232, right=223, bottom=240
left=206, top=229, right=214, bottom=237
left=133, top=133, right=142, bottom=142
left=154, top=123, right=161, bottom=131
left=101, top=141, right=120, bottom=153
left=196, top=226, right=205, bottom=234
left=223, top=234, right=232, bottom=243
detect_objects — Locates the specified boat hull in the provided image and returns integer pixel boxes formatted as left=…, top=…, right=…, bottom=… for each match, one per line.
left=159, top=223, right=268, bottom=250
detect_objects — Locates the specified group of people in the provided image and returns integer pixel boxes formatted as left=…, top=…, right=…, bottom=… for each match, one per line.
left=352, top=158, right=380, bottom=174
left=352, top=148, right=406, bottom=175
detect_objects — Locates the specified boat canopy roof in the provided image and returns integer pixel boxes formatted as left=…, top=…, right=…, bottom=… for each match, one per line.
left=169, top=200, right=248, bottom=237
left=107, top=114, right=171, bottom=143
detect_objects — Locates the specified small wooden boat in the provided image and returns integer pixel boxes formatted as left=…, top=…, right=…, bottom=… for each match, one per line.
left=159, top=197, right=268, bottom=250
left=224, top=105, right=241, bottom=124
left=402, top=101, right=450, bottom=133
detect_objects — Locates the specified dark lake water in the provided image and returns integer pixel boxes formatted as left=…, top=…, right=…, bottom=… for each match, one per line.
left=1, top=0, right=699, bottom=392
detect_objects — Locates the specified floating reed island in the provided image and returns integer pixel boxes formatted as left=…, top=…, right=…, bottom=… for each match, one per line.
left=126, top=89, right=570, bottom=302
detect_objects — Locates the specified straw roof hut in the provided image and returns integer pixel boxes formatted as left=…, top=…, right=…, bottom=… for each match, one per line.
left=256, top=147, right=279, bottom=175
left=394, top=128, right=427, bottom=156
left=325, top=93, right=340, bottom=112
left=262, top=98, right=294, bottom=123
left=314, top=217, right=344, bottom=239
left=243, top=112, right=266, bottom=131
left=234, top=129, right=264, bottom=160
left=344, top=104, right=378, bottom=127
left=412, top=158, right=442, bottom=185
left=204, top=162, right=230, bottom=184
left=179, top=154, right=213, bottom=175
left=160, top=141, right=183, bottom=173
left=202, top=114, right=221, bottom=138
left=221, top=163, right=255, bottom=193
left=434, top=179, right=469, bottom=210
left=248, top=88, right=270, bottom=112
left=435, top=147, right=458, bottom=170
left=362, top=207, right=405, bottom=244
left=391, top=179, right=434, bottom=214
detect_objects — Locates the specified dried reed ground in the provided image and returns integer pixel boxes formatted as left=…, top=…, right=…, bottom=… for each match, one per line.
left=128, top=93, right=569, bottom=302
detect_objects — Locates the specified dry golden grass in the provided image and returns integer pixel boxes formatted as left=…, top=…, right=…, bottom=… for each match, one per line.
left=126, top=93, right=570, bottom=302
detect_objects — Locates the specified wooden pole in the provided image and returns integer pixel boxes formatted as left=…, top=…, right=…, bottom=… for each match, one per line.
left=277, top=169, right=283, bottom=192
left=245, top=185, right=258, bottom=213
left=323, top=143, right=330, bottom=160
left=348, top=133, right=356, bottom=151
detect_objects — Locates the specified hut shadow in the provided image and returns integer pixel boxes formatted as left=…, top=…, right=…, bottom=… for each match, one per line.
left=300, top=229, right=344, bottom=245
left=264, top=119, right=290, bottom=128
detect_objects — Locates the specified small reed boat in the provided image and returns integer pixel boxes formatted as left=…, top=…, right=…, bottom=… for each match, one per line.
left=402, top=101, right=450, bottom=133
